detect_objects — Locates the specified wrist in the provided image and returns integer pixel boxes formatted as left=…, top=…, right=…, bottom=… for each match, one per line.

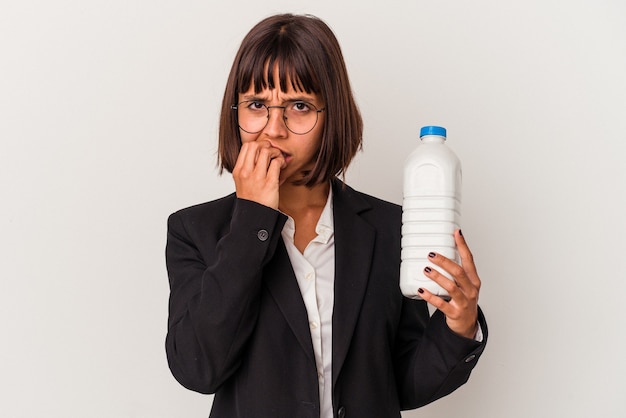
left=446, top=317, right=478, bottom=339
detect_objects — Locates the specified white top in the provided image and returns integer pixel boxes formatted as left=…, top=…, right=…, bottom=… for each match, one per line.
left=281, top=188, right=335, bottom=418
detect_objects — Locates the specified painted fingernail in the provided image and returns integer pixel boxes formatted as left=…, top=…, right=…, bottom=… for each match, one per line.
left=424, top=266, right=432, bottom=273
left=418, top=288, right=424, bottom=294
left=459, top=229, right=463, bottom=237
left=428, top=252, right=436, bottom=258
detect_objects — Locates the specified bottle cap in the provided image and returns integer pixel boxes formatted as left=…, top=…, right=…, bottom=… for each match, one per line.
left=420, top=126, right=447, bottom=138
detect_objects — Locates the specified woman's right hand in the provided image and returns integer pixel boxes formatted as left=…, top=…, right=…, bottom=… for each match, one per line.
left=232, top=140, right=286, bottom=210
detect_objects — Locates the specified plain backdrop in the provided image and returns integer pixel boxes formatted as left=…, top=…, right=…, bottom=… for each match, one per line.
left=2, top=1, right=625, bottom=417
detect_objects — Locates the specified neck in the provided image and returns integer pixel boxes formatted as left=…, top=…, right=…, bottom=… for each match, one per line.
left=278, top=180, right=330, bottom=216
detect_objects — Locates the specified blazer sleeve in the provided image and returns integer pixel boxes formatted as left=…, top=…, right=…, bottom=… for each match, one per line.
left=394, top=299, right=488, bottom=409
left=165, top=198, right=287, bottom=394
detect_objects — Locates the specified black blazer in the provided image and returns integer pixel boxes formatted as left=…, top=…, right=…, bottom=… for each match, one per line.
left=166, top=179, right=487, bottom=418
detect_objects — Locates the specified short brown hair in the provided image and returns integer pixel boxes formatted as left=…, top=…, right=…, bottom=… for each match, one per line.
left=218, top=14, right=363, bottom=187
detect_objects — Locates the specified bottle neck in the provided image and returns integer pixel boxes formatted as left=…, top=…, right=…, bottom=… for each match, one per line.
left=420, top=135, right=446, bottom=143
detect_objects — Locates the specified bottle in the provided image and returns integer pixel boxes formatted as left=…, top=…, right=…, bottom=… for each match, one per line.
left=400, top=126, right=461, bottom=300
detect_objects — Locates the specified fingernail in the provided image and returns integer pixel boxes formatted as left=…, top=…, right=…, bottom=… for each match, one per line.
left=418, top=288, right=424, bottom=294
left=428, top=252, right=436, bottom=258
left=424, top=266, right=432, bottom=273
left=459, top=229, right=463, bottom=237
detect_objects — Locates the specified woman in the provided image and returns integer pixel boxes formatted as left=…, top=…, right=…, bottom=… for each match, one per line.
left=166, top=13, right=487, bottom=418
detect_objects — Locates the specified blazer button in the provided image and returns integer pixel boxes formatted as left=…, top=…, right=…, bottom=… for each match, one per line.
left=465, top=354, right=476, bottom=363
left=257, top=229, right=269, bottom=241
left=337, top=406, right=346, bottom=418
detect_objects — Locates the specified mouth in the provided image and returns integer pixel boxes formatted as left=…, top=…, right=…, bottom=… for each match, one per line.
left=278, top=150, right=292, bottom=165
left=265, top=141, right=291, bottom=167
left=269, top=150, right=291, bottom=172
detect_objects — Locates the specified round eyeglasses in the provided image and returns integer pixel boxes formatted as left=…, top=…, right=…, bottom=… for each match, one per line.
left=231, top=100, right=325, bottom=135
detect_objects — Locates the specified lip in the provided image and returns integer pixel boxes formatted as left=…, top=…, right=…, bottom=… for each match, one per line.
left=264, top=141, right=291, bottom=166
left=272, top=147, right=291, bottom=164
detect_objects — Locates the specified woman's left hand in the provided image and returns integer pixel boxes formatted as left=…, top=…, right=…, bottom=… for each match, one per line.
left=418, top=230, right=481, bottom=339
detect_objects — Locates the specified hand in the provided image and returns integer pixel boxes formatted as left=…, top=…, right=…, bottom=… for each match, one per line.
left=232, top=140, right=285, bottom=209
left=418, top=230, right=481, bottom=339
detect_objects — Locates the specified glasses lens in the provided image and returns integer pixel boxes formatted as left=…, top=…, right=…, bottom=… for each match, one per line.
left=236, top=101, right=321, bottom=135
left=237, top=102, right=268, bottom=134
left=283, top=101, right=320, bottom=134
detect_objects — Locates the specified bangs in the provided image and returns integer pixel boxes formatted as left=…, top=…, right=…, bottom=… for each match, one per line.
left=236, top=35, right=322, bottom=95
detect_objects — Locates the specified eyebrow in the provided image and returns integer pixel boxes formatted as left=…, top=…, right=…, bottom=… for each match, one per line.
left=240, top=94, right=318, bottom=104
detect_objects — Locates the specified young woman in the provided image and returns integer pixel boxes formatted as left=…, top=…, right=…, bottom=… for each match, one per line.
left=166, top=13, right=487, bottom=418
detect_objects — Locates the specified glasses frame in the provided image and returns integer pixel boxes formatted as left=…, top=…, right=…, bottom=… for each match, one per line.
left=231, top=101, right=326, bottom=135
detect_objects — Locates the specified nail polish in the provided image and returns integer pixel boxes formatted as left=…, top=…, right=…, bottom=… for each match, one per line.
left=418, top=288, right=424, bottom=294
left=459, top=229, right=463, bottom=237
left=424, top=266, right=432, bottom=273
left=428, top=252, right=436, bottom=258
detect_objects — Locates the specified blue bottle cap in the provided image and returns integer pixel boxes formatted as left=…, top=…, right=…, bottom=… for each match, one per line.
left=420, top=126, right=447, bottom=138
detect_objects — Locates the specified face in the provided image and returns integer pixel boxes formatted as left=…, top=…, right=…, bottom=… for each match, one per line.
left=237, top=79, right=325, bottom=186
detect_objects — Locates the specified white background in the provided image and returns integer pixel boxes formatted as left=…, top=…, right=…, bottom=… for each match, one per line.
left=2, top=1, right=625, bottom=417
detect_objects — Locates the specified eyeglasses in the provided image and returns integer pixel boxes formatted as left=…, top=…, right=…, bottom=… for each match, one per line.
left=231, top=100, right=325, bottom=135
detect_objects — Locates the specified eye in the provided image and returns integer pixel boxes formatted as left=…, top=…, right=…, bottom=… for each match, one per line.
left=246, top=101, right=266, bottom=112
left=289, top=101, right=312, bottom=113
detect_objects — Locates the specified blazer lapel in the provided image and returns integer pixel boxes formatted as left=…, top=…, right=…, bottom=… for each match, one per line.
left=263, top=239, right=316, bottom=365
left=331, top=180, right=376, bottom=385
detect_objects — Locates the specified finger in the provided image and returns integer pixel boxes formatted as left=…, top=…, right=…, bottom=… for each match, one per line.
left=249, top=140, right=273, bottom=167
left=254, top=146, right=283, bottom=179
left=423, top=264, right=462, bottom=298
left=238, top=141, right=269, bottom=169
left=267, top=155, right=285, bottom=182
left=233, top=141, right=251, bottom=174
left=455, top=230, right=481, bottom=290
left=234, top=141, right=263, bottom=178
left=426, top=251, right=469, bottom=290
left=416, top=286, right=450, bottom=314
left=421, top=274, right=478, bottom=337
left=235, top=142, right=270, bottom=180
left=426, top=251, right=480, bottom=303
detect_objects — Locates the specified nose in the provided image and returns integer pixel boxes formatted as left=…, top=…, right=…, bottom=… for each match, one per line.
left=263, top=106, right=288, bottom=138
